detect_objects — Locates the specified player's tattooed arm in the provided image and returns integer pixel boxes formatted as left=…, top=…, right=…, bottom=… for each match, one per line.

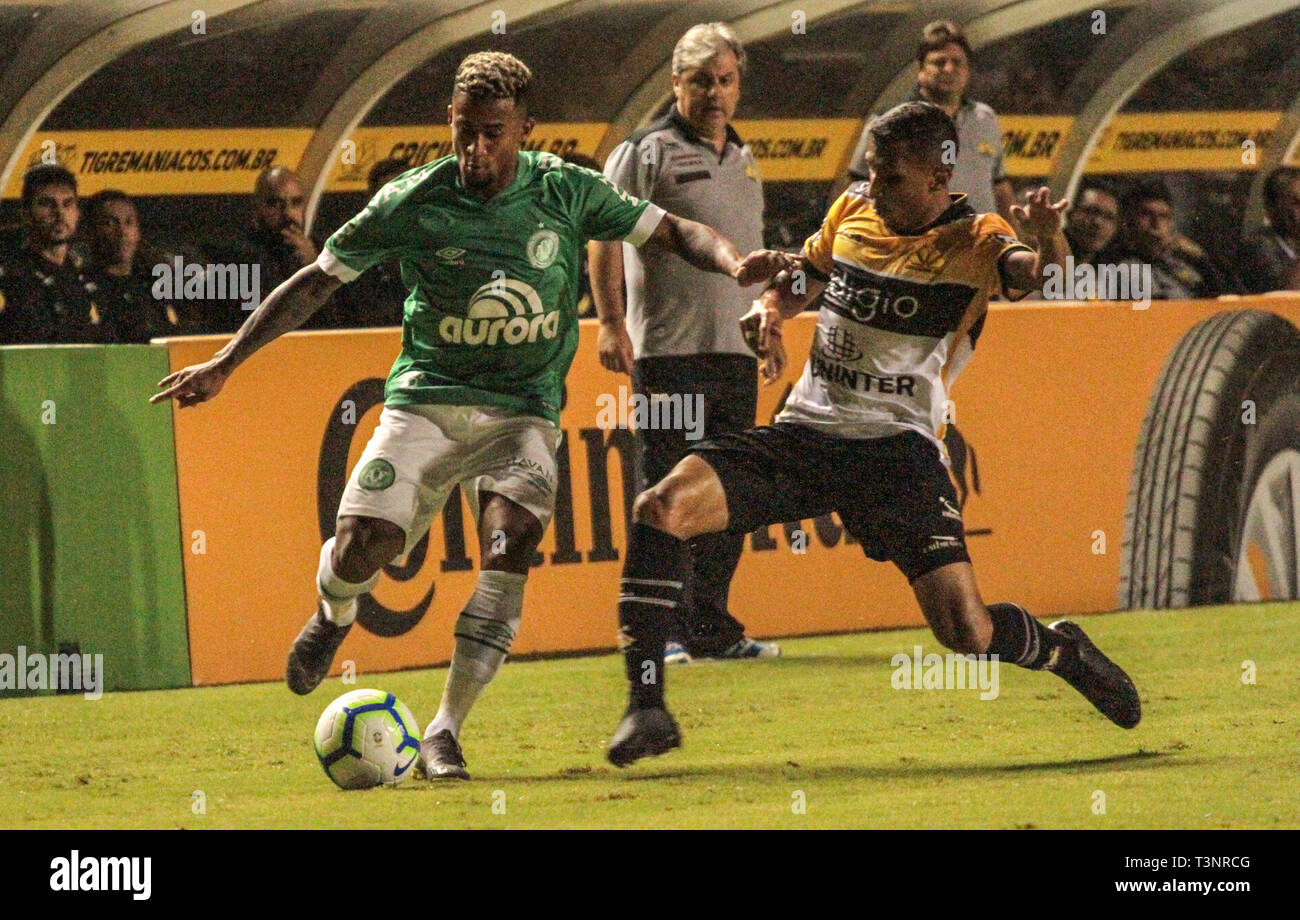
left=739, top=257, right=826, bottom=383
left=149, top=264, right=341, bottom=408
left=1004, top=186, right=1071, bottom=292
left=646, top=213, right=789, bottom=285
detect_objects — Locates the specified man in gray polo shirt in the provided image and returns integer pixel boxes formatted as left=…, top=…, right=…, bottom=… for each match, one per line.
left=851, top=19, right=1014, bottom=221
left=590, top=22, right=779, bottom=662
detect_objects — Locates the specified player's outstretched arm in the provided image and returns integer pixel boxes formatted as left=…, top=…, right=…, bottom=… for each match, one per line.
left=1004, top=186, right=1071, bottom=292
left=149, top=263, right=342, bottom=408
left=645, top=213, right=791, bottom=286
left=587, top=239, right=635, bottom=375
left=739, top=258, right=826, bottom=383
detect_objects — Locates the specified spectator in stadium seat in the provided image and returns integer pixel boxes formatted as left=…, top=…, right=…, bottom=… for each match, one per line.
left=1064, top=181, right=1121, bottom=267
left=590, top=22, right=779, bottom=662
left=0, top=165, right=115, bottom=344
left=849, top=20, right=1015, bottom=223
left=0, top=222, right=23, bottom=262
left=84, top=190, right=187, bottom=342
left=207, top=166, right=332, bottom=330
left=1240, top=166, right=1300, bottom=293
left=1107, top=179, right=1227, bottom=300
left=332, top=157, right=412, bottom=328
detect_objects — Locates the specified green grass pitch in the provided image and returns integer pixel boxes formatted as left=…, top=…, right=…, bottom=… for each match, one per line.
left=3, top=602, right=1296, bottom=829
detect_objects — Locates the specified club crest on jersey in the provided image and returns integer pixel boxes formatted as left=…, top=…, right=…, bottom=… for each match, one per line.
left=438, top=278, right=560, bottom=345
left=527, top=228, right=560, bottom=268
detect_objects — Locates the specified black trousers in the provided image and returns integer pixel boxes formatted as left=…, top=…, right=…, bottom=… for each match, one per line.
left=631, top=353, right=758, bottom=655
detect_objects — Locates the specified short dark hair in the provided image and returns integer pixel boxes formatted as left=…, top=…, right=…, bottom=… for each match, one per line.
left=1075, top=180, right=1119, bottom=207
left=1121, top=178, right=1173, bottom=215
left=453, top=51, right=532, bottom=113
left=84, top=189, right=133, bottom=224
left=366, top=158, right=411, bottom=195
left=22, top=164, right=77, bottom=209
left=917, top=20, right=973, bottom=67
left=869, top=101, right=958, bottom=168
left=1262, top=166, right=1300, bottom=226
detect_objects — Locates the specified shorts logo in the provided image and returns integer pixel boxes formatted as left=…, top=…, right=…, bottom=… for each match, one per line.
left=435, top=246, right=466, bottom=264
left=358, top=458, right=396, bottom=491
left=506, top=455, right=554, bottom=495
left=939, top=495, right=963, bottom=521
left=924, top=534, right=962, bottom=553
left=527, top=229, right=560, bottom=269
left=438, top=278, right=560, bottom=345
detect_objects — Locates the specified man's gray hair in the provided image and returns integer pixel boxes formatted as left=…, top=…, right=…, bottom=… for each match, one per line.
left=672, top=22, right=746, bottom=75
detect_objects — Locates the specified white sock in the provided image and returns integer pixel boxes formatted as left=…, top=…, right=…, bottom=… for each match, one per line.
left=316, top=537, right=380, bottom=627
left=426, top=570, right=526, bottom=740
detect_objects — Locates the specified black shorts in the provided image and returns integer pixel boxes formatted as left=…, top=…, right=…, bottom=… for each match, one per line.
left=689, top=423, right=970, bottom=582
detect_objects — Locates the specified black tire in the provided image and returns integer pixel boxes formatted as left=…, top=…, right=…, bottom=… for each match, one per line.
left=1119, top=309, right=1300, bottom=608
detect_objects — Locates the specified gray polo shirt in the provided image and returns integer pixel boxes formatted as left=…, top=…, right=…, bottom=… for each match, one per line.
left=604, top=106, right=765, bottom=358
left=851, top=89, right=1007, bottom=216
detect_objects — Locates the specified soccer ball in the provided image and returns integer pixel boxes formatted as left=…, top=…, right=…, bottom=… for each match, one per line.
left=314, top=689, right=421, bottom=790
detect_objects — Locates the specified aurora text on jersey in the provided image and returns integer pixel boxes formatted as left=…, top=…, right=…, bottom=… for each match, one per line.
left=318, top=151, right=664, bottom=424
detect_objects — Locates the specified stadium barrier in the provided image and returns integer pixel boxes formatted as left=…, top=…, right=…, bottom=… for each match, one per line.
left=3, top=299, right=1295, bottom=690
left=161, top=296, right=1300, bottom=686
left=0, top=345, right=191, bottom=695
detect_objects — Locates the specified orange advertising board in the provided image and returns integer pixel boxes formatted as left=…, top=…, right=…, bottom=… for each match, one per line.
left=167, top=296, right=1300, bottom=686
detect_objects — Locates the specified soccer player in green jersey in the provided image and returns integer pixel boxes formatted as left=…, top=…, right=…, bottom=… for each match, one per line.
left=151, top=52, right=787, bottom=779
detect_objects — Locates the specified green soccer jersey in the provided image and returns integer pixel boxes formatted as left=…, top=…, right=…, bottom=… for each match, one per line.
left=320, top=150, right=662, bottom=423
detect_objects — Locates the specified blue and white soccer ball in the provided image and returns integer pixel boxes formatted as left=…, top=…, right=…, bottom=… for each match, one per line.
left=314, top=689, right=421, bottom=790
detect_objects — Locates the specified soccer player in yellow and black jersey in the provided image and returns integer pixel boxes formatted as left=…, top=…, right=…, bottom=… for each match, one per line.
left=607, top=101, right=1141, bottom=765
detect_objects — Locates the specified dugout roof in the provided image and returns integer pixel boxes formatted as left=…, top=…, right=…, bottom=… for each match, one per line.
left=1, top=0, right=1297, bottom=228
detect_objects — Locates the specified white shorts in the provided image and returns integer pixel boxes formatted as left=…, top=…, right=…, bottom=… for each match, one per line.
left=336, top=404, right=562, bottom=556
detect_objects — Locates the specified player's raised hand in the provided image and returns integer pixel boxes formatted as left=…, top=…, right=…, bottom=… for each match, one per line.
left=733, top=249, right=798, bottom=286
left=281, top=221, right=319, bottom=265
left=597, top=320, right=635, bottom=375
left=759, top=332, right=786, bottom=384
left=1011, top=186, right=1069, bottom=238
left=149, top=357, right=231, bottom=408
left=740, top=300, right=782, bottom=358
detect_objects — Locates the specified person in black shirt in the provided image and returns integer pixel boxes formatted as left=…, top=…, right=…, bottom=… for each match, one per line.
left=1241, top=166, right=1300, bottom=293
left=0, top=165, right=114, bottom=344
left=331, top=158, right=411, bottom=328
left=205, top=166, right=333, bottom=331
left=84, top=190, right=186, bottom=342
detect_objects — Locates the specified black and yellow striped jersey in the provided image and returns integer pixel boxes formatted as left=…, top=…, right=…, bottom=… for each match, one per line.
left=777, top=184, right=1031, bottom=454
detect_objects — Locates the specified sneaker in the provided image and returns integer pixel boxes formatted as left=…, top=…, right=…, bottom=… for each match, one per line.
left=1048, top=620, right=1141, bottom=729
left=285, top=604, right=352, bottom=695
left=664, top=641, right=693, bottom=665
left=419, top=729, right=470, bottom=781
left=607, top=707, right=682, bottom=767
left=714, top=636, right=781, bottom=659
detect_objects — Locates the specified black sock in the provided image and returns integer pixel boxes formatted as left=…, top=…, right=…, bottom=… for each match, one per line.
left=619, top=522, right=688, bottom=710
left=985, top=602, right=1072, bottom=670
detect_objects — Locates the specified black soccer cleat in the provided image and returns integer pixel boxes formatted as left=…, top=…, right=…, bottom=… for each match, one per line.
left=419, top=729, right=470, bottom=781
left=285, top=604, right=352, bottom=695
left=1048, top=620, right=1141, bottom=729
left=606, top=707, right=682, bottom=767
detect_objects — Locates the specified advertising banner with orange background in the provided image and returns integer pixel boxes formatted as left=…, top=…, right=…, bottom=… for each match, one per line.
left=168, top=297, right=1300, bottom=686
